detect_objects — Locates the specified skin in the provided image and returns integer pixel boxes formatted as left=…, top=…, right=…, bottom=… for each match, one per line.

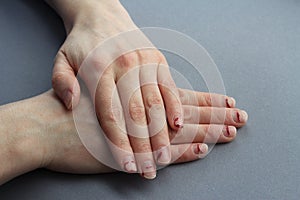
left=46, top=0, right=186, bottom=179
left=0, top=89, right=247, bottom=185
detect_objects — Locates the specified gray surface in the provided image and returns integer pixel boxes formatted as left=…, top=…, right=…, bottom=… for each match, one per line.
left=0, top=0, right=299, bottom=199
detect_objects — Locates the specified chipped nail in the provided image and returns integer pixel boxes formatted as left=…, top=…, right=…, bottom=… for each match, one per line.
left=174, top=116, right=183, bottom=128
left=122, top=156, right=137, bottom=173
left=156, top=146, right=171, bottom=165
left=226, top=97, right=236, bottom=108
left=142, top=160, right=156, bottom=179
left=193, top=143, right=208, bottom=155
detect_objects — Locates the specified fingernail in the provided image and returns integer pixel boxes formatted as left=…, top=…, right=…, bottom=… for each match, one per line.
left=233, top=110, right=248, bottom=123
left=223, top=126, right=236, bottom=137
left=193, top=143, right=208, bottom=155
left=226, top=97, right=236, bottom=108
left=156, top=146, right=171, bottom=165
left=174, top=116, right=183, bottom=128
left=63, top=90, right=73, bottom=110
left=142, top=160, right=156, bottom=179
left=122, top=156, right=137, bottom=173
left=239, top=110, right=248, bottom=122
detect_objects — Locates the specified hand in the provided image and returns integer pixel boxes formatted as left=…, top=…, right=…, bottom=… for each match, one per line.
left=47, top=0, right=184, bottom=179
left=0, top=88, right=247, bottom=184
left=44, top=89, right=247, bottom=173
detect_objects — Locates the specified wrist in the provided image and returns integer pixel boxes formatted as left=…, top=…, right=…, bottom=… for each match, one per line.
left=0, top=100, right=45, bottom=184
left=46, top=0, right=134, bottom=35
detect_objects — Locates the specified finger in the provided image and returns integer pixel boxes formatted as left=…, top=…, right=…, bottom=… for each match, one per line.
left=95, top=70, right=137, bottom=173
left=115, top=59, right=157, bottom=179
left=158, top=62, right=184, bottom=130
left=178, top=88, right=236, bottom=108
left=170, top=143, right=208, bottom=164
left=183, top=106, right=248, bottom=127
left=170, top=124, right=237, bottom=144
left=52, top=50, right=80, bottom=109
left=140, top=64, right=171, bottom=165
left=125, top=89, right=157, bottom=179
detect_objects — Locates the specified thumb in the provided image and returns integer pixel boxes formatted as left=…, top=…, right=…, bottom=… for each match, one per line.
left=52, top=51, right=80, bottom=110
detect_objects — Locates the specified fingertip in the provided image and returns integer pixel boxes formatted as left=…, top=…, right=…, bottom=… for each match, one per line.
left=141, top=160, right=157, bottom=179
left=174, top=115, right=184, bottom=129
left=226, top=97, right=236, bottom=108
left=193, top=143, right=208, bottom=157
left=156, top=146, right=171, bottom=165
left=122, top=156, right=137, bottom=173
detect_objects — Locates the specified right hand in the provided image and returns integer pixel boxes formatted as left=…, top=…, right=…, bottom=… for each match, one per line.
left=41, top=88, right=247, bottom=175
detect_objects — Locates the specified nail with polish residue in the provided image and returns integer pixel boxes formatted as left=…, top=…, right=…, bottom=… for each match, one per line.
left=233, top=110, right=248, bottom=123
left=174, top=116, right=183, bottom=128
left=142, top=160, right=156, bottom=179
left=122, top=156, right=137, bottom=173
left=226, top=97, right=236, bottom=108
left=156, top=146, right=171, bottom=165
left=193, top=143, right=208, bottom=155
left=223, top=126, right=236, bottom=137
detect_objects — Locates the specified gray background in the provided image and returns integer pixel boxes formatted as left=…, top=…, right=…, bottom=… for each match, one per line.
left=0, top=0, right=299, bottom=199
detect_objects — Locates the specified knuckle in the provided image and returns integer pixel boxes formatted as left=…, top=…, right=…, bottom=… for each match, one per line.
left=129, top=102, right=146, bottom=123
left=137, top=49, right=166, bottom=64
left=155, top=50, right=166, bottom=62
left=146, top=92, right=163, bottom=107
left=204, top=95, right=212, bottom=106
left=104, top=106, right=123, bottom=123
left=117, top=138, right=131, bottom=150
left=159, top=77, right=176, bottom=91
left=118, top=52, right=138, bottom=68
left=202, top=125, right=210, bottom=135
left=52, top=72, right=66, bottom=87
left=89, top=54, right=105, bottom=69
left=134, top=140, right=152, bottom=153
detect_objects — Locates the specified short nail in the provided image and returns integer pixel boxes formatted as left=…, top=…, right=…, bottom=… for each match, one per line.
left=193, top=143, right=208, bottom=155
left=226, top=97, right=236, bottom=108
left=63, top=90, right=73, bottom=109
left=122, top=156, right=137, bottom=173
left=142, top=160, right=156, bottom=179
left=239, top=110, right=248, bottom=122
left=223, top=126, right=236, bottom=137
left=156, top=147, right=171, bottom=165
left=233, top=110, right=248, bottom=123
left=174, top=116, right=183, bottom=128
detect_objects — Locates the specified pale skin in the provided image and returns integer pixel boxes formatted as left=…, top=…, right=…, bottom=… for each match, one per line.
left=44, top=0, right=248, bottom=179
left=46, top=0, right=185, bottom=179
left=0, top=89, right=247, bottom=185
